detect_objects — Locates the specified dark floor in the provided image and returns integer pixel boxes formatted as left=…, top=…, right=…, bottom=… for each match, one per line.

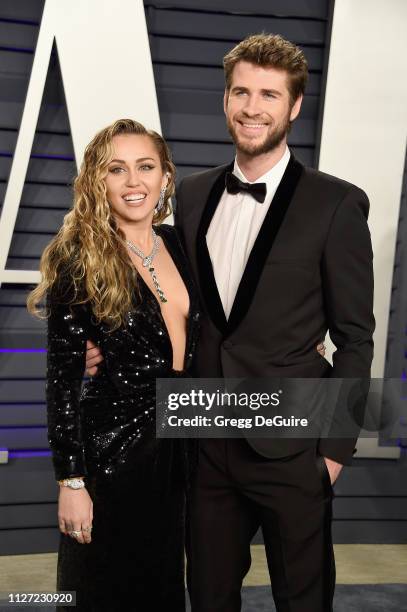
left=185, top=584, right=407, bottom=611
left=1, top=584, right=406, bottom=611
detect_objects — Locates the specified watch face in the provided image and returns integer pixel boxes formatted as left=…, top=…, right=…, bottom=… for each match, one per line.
left=69, top=480, right=83, bottom=489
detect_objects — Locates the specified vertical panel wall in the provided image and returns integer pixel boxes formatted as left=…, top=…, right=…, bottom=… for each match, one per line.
left=386, top=150, right=407, bottom=380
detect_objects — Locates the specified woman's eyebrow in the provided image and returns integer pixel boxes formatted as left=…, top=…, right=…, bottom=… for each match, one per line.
left=109, top=157, right=156, bottom=164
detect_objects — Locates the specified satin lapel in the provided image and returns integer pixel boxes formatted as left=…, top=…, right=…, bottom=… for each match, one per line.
left=227, top=154, right=304, bottom=335
left=196, top=162, right=233, bottom=335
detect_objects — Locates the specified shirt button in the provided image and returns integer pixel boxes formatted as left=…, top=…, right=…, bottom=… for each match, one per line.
left=223, top=340, right=233, bottom=350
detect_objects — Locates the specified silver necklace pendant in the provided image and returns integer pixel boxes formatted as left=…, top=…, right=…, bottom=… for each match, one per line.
left=149, top=267, right=168, bottom=303
left=126, top=230, right=168, bottom=303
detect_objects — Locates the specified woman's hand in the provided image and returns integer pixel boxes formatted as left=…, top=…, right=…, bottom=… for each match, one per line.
left=86, top=339, right=103, bottom=376
left=58, top=486, right=93, bottom=544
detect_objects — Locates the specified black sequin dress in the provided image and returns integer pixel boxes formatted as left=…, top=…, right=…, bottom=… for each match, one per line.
left=46, top=225, right=200, bottom=611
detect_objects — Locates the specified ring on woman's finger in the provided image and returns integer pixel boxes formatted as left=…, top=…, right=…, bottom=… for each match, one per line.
left=69, top=530, right=82, bottom=538
left=82, top=526, right=92, bottom=533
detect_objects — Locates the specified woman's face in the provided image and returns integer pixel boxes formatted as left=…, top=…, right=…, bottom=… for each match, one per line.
left=105, top=134, right=167, bottom=228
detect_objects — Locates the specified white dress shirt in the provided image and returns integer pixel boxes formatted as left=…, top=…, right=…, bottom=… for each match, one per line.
left=206, top=146, right=290, bottom=319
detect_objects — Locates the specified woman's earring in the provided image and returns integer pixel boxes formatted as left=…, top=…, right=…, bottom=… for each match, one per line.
left=155, top=187, right=166, bottom=212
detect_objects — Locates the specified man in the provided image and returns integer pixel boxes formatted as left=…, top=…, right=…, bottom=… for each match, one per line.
left=87, top=34, right=374, bottom=612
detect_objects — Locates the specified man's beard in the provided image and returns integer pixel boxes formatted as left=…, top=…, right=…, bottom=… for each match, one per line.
left=226, top=113, right=291, bottom=157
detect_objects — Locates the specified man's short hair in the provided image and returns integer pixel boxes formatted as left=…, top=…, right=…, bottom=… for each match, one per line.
left=223, top=33, right=308, bottom=104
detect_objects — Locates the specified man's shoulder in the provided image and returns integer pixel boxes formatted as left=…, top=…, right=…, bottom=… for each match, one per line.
left=178, top=163, right=231, bottom=192
left=300, top=164, right=367, bottom=201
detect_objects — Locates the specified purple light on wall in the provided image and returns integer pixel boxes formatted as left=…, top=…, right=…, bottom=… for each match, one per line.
left=31, top=153, right=74, bottom=162
left=0, top=17, right=40, bottom=26
left=0, top=349, right=46, bottom=353
left=0, top=45, right=34, bottom=54
left=9, top=450, right=51, bottom=458
left=0, top=402, right=45, bottom=406
left=0, top=151, right=73, bottom=162
left=0, top=425, right=46, bottom=430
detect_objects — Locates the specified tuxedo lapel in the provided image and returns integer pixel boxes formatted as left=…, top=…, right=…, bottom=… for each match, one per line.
left=227, top=154, right=304, bottom=334
left=196, top=162, right=233, bottom=335
left=196, top=154, right=304, bottom=338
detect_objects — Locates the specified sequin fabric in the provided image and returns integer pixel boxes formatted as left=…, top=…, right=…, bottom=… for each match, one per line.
left=46, top=224, right=200, bottom=481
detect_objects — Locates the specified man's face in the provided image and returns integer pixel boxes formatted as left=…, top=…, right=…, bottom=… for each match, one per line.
left=224, top=61, right=302, bottom=157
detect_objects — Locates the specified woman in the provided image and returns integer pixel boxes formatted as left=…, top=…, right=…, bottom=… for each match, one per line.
left=27, top=119, right=200, bottom=610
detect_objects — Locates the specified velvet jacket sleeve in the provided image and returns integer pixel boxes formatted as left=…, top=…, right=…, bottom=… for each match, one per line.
left=318, top=186, right=375, bottom=465
left=46, top=279, right=91, bottom=480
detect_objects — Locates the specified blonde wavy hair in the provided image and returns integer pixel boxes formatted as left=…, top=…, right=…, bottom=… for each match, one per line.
left=27, top=118, right=176, bottom=329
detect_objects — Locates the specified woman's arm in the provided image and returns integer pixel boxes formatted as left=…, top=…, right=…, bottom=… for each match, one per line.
left=46, top=281, right=91, bottom=481
left=46, top=279, right=95, bottom=544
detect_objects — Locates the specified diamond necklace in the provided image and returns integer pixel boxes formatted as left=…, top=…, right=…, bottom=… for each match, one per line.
left=126, top=229, right=168, bottom=303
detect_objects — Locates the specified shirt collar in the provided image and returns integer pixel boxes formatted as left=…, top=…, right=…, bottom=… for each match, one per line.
left=233, top=146, right=291, bottom=197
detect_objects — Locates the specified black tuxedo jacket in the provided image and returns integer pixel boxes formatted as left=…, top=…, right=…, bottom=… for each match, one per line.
left=175, top=153, right=375, bottom=465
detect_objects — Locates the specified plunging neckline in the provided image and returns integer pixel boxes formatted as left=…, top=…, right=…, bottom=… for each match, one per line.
left=133, top=225, right=191, bottom=373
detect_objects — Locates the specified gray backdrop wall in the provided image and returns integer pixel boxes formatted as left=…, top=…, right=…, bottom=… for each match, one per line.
left=0, top=0, right=405, bottom=555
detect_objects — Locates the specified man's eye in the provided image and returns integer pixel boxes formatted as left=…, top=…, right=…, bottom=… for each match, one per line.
left=264, top=92, right=276, bottom=99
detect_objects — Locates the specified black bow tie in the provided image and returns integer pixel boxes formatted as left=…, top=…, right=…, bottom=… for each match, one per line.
left=225, top=172, right=267, bottom=203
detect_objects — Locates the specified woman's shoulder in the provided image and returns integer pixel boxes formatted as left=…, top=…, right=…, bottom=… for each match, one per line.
left=155, top=223, right=178, bottom=237
left=48, top=263, right=85, bottom=305
left=155, top=223, right=187, bottom=260
left=155, top=223, right=182, bottom=247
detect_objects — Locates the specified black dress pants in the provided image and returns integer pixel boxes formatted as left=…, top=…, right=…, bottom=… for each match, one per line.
left=186, top=439, right=335, bottom=612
